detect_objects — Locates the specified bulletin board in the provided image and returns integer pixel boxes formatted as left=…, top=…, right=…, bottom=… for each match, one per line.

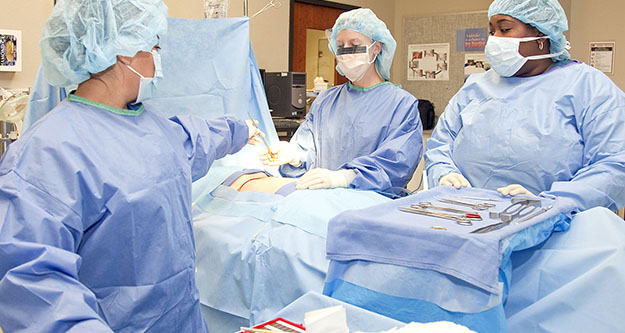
left=402, top=12, right=488, bottom=117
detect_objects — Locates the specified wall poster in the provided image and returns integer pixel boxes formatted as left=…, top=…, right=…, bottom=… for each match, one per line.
left=589, top=41, right=615, bottom=74
left=0, top=29, right=22, bottom=72
left=464, top=53, right=490, bottom=80
left=407, top=43, right=450, bottom=81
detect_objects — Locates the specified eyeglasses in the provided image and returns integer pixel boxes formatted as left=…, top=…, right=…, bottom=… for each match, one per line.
left=336, top=45, right=368, bottom=55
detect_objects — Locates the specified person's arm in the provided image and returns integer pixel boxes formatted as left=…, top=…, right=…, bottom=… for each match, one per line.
left=279, top=108, right=317, bottom=178
left=0, top=171, right=112, bottom=332
left=543, top=74, right=625, bottom=212
left=424, top=94, right=466, bottom=189
left=344, top=97, right=423, bottom=195
left=169, top=115, right=249, bottom=181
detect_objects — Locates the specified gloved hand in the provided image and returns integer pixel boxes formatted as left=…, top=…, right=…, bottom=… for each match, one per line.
left=497, top=184, right=535, bottom=196
left=439, top=172, right=471, bottom=188
left=245, top=119, right=263, bottom=145
left=296, top=168, right=357, bottom=190
left=259, top=141, right=302, bottom=166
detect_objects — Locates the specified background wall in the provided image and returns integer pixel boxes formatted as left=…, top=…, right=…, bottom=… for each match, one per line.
left=401, top=11, right=488, bottom=116
left=1, top=0, right=622, bottom=95
left=568, top=0, right=624, bottom=89
left=0, top=0, right=53, bottom=90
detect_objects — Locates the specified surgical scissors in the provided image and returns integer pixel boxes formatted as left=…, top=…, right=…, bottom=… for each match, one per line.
left=398, top=206, right=473, bottom=226
left=411, top=202, right=482, bottom=220
left=489, top=198, right=541, bottom=222
left=516, top=205, right=553, bottom=224
left=434, top=196, right=496, bottom=210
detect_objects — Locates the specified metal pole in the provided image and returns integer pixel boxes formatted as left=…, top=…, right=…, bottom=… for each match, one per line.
left=244, top=0, right=248, bottom=16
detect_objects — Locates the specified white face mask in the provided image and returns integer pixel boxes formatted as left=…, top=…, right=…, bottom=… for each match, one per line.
left=485, top=35, right=566, bottom=77
left=126, top=49, right=163, bottom=104
left=336, top=42, right=377, bottom=83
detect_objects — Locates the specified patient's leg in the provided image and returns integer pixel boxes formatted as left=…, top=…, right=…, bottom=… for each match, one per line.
left=229, top=172, right=296, bottom=194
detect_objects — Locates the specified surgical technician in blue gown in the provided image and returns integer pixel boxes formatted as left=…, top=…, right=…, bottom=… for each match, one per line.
left=425, top=0, right=625, bottom=213
left=0, top=0, right=261, bottom=332
left=260, top=8, right=423, bottom=197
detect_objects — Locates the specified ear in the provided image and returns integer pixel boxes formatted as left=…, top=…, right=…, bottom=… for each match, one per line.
left=372, top=41, right=382, bottom=55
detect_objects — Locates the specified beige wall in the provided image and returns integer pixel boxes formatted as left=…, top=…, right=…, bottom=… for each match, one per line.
left=391, top=0, right=574, bottom=85
left=392, top=0, right=492, bottom=83
left=238, top=0, right=395, bottom=73
left=0, top=0, right=206, bottom=91
left=1, top=0, right=623, bottom=92
left=568, top=0, right=624, bottom=89
left=0, top=0, right=53, bottom=90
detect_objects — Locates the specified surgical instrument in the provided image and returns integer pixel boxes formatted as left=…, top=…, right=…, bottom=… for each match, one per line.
left=434, top=196, right=496, bottom=210
left=470, top=220, right=510, bottom=234
left=411, top=202, right=482, bottom=220
left=516, top=205, right=553, bottom=224
left=471, top=204, right=552, bottom=234
left=241, top=327, right=284, bottom=333
left=247, top=112, right=276, bottom=160
left=398, top=206, right=473, bottom=226
left=489, top=198, right=541, bottom=222
left=451, top=195, right=502, bottom=202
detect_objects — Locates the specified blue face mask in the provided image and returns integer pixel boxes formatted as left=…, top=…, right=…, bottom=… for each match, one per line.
left=126, top=49, right=163, bottom=104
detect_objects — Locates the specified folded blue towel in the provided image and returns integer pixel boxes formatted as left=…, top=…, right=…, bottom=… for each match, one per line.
left=326, top=186, right=570, bottom=293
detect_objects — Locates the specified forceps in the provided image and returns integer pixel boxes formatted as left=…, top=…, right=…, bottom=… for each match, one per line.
left=434, top=196, right=496, bottom=210
left=411, top=202, right=482, bottom=220
left=247, top=112, right=276, bottom=160
left=398, top=206, right=473, bottom=226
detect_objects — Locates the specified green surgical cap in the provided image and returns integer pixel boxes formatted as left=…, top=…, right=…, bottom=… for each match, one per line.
left=40, top=0, right=168, bottom=87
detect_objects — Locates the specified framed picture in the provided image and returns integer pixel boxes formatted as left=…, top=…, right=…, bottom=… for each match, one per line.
left=0, top=29, right=22, bottom=72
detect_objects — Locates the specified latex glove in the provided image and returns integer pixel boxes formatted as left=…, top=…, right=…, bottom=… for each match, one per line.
left=259, top=141, right=302, bottom=166
left=245, top=119, right=263, bottom=145
left=497, top=184, right=536, bottom=196
left=296, top=168, right=357, bottom=190
left=439, top=172, right=471, bottom=189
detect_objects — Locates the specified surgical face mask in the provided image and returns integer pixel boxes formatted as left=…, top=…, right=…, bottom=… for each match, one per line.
left=485, top=35, right=565, bottom=77
left=336, top=42, right=377, bottom=82
left=126, top=49, right=163, bottom=104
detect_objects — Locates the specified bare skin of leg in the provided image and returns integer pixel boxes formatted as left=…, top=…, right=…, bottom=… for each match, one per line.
left=229, top=172, right=296, bottom=194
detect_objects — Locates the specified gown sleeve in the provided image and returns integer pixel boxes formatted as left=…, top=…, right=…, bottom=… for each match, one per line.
left=543, top=73, right=625, bottom=212
left=169, top=115, right=249, bottom=181
left=0, top=171, right=112, bottom=332
left=424, top=93, right=466, bottom=188
left=344, top=96, right=423, bottom=195
left=279, top=106, right=317, bottom=178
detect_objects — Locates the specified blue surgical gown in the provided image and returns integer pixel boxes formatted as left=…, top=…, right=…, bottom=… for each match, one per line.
left=425, top=61, right=625, bottom=212
left=281, top=82, right=423, bottom=196
left=0, top=95, right=249, bottom=332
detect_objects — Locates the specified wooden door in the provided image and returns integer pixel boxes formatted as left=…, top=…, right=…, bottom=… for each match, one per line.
left=290, top=1, right=358, bottom=86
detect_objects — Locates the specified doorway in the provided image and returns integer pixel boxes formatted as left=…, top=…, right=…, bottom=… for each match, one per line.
left=290, top=0, right=358, bottom=88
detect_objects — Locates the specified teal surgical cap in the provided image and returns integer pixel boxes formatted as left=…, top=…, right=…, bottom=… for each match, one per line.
left=328, top=8, right=397, bottom=81
left=488, top=0, right=570, bottom=62
left=40, top=0, right=168, bottom=87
